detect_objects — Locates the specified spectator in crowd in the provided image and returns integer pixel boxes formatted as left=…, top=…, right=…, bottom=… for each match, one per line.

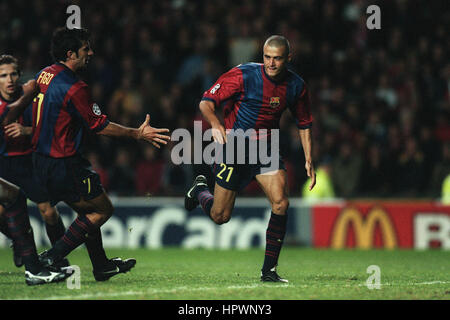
left=136, top=145, right=165, bottom=196
left=108, top=147, right=136, bottom=196
left=86, top=152, right=110, bottom=191
left=396, top=137, right=425, bottom=197
left=331, top=141, right=362, bottom=198
left=359, top=144, right=390, bottom=197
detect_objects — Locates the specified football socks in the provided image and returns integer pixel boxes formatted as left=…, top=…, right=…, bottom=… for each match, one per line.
left=52, top=215, right=96, bottom=259
left=197, top=187, right=214, bottom=218
left=85, top=228, right=109, bottom=269
left=45, top=215, right=66, bottom=245
left=4, top=191, right=40, bottom=273
left=262, top=212, right=288, bottom=273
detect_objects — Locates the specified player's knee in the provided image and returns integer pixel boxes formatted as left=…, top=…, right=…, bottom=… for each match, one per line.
left=86, top=206, right=113, bottom=226
left=39, top=206, right=59, bottom=225
left=0, top=181, right=20, bottom=208
left=272, top=198, right=289, bottom=214
left=213, top=216, right=231, bottom=225
left=211, top=209, right=231, bottom=225
left=215, top=215, right=231, bottom=225
left=89, top=194, right=114, bottom=219
left=99, top=200, right=114, bottom=220
left=96, top=206, right=113, bottom=224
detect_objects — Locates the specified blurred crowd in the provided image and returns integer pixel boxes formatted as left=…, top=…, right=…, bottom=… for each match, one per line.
left=0, top=0, right=448, bottom=198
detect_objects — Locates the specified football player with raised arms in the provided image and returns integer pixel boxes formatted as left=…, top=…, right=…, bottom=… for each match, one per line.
left=185, top=35, right=316, bottom=282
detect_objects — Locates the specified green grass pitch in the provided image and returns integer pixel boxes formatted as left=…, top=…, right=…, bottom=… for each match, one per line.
left=0, top=248, right=449, bottom=300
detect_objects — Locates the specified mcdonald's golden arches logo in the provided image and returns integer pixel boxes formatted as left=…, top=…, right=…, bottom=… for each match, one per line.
left=331, top=207, right=397, bottom=249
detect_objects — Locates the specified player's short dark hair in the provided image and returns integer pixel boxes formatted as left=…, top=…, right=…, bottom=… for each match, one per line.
left=51, top=27, right=91, bottom=62
left=264, top=35, right=290, bottom=56
left=0, top=54, right=21, bottom=75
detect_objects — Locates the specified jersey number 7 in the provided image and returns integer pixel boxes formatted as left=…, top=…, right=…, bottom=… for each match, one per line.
left=34, top=93, right=44, bottom=126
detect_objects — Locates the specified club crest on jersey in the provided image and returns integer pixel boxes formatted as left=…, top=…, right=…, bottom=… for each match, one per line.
left=92, top=103, right=101, bottom=115
left=210, top=84, right=221, bottom=94
left=270, top=97, right=280, bottom=108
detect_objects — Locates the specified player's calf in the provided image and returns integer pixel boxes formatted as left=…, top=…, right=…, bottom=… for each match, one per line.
left=0, top=186, right=53, bottom=278
left=40, top=214, right=98, bottom=265
left=68, top=192, right=114, bottom=227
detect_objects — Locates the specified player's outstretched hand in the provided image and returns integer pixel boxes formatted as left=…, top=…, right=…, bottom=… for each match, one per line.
left=138, top=114, right=170, bottom=148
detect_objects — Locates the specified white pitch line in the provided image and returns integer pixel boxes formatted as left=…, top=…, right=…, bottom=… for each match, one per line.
left=16, top=283, right=290, bottom=300
left=356, top=280, right=450, bottom=287
left=11, top=280, right=449, bottom=300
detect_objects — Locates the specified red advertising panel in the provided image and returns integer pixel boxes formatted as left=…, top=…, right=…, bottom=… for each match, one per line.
left=312, top=202, right=450, bottom=249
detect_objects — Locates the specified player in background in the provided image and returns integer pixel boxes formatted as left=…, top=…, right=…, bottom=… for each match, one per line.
left=36, top=27, right=170, bottom=281
left=0, top=79, right=68, bottom=285
left=0, top=55, right=67, bottom=268
left=185, top=35, right=316, bottom=282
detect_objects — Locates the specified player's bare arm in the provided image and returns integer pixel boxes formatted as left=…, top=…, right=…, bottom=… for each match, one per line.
left=199, top=100, right=227, bottom=144
left=2, top=80, right=39, bottom=125
left=4, top=123, right=32, bottom=138
left=299, top=127, right=316, bottom=190
left=98, top=114, right=170, bottom=149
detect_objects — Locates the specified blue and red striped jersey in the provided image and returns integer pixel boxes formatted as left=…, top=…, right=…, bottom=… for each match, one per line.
left=0, top=89, right=33, bottom=156
left=31, top=63, right=109, bottom=158
left=202, top=63, right=313, bottom=136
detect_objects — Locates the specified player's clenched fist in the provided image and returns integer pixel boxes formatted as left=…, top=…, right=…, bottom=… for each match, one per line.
left=138, top=114, right=170, bottom=149
left=22, top=79, right=39, bottom=96
left=2, top=80, right=40, bottom=125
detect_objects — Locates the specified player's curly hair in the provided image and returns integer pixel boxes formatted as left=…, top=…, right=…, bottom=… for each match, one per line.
left=50, top=27, right=91, bottom=62
left=0, top=54, right=21, bottom=75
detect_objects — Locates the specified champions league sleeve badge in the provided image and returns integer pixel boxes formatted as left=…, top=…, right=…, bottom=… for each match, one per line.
left=210, top=83, right=221, bottom=94
left=92, top=103, right=102, bottom=115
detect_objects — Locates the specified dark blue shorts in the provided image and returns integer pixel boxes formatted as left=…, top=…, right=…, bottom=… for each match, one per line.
left=211, top=139, right=285, bottom=192
left=32, top=153, right=104, bottom=206
left=0, top=154, right=46, bottom=203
